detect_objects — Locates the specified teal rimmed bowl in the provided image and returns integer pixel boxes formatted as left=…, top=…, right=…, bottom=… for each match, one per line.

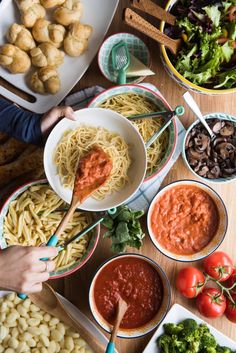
left=183, top=113, right=236, bottom=184
left=98, top=32, right=151, bottom=84
left=0, top=179, right=100, bottom=279
left=89, top=84, right=177, bottom=181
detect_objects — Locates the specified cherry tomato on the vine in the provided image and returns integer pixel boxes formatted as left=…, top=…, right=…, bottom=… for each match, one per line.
left=227, top=268, right=236, bottom=294
left=203, top=251, right=233, bottom=282
left=225, top=294, right=236, bottom=323
left=176, top=267, right=205, bottom=298
left=196, top=288, right=226, bottom=318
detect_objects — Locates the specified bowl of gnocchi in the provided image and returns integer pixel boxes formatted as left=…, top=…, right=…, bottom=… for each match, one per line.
left=0, top=179, right=100, bottom=279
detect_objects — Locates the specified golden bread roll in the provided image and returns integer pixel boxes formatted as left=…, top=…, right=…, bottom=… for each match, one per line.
left=40, top=0, right=65, bottom=8
left=30, top=42, right=64, bottom=67
left=0, top=138, right=27, bottom=165
left=0, top=132, right=9, bottom=144
left=29, top=66, right=61, bottom=94
left=0, top=44, right=31, bottom=73
left=0, top=148, right=44, bottom=187
left=15, top=0, right=46, bottom=28
left=53, top=0, right=83, bottom=26
left=7, top=23, right=36, bottom=51
left=32, top=19, right=66, bottom=48
left=64, top=22, right=92, bottom=56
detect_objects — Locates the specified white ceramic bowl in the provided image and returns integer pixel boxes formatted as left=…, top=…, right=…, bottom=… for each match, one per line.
left=147, top=180, right=228, bottom=262
left=89, top=253, right=171, bottom=339
left=44, top=107, right=147, bottom=212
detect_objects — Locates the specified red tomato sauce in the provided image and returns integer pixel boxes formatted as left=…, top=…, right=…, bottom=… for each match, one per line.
left=74, top=145, right=112, bottom=201
left=93, top=257, right=163, bottom=329
left=151, top=185, right=219, bottom=255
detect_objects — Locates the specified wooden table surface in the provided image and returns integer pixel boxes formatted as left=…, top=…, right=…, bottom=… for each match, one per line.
left=1, top=0, right=236, bottom=351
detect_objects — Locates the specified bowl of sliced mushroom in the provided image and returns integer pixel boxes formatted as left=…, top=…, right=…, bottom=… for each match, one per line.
left=183, top=113, right=236, bottom=183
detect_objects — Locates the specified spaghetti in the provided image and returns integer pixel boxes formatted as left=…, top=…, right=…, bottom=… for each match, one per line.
left=54, top=125, right=131, bottom=200
left=99, top=93, right=169, bottom=176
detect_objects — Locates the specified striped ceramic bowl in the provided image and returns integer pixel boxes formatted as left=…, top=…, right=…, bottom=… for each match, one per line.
left=0, top=179, right=100, bottom=279
left=183, top=113, right=236, bottom=184
left=160, top=0, right=236, bottom=95
left=88, top=84, right=177, bottom=182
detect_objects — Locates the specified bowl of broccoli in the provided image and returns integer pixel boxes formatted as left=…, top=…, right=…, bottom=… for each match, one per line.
left=160, top=0, right=236, bottom=95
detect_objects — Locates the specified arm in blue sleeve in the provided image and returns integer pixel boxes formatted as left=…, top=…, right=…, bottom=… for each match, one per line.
left=0, top=98, right=43, bottom=145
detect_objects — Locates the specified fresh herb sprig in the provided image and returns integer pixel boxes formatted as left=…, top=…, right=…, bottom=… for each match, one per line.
left=102, top=205, right=145, bottom=253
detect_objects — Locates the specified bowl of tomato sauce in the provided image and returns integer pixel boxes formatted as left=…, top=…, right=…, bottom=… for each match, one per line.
left=147, top=180, right=228, bottom=262
left=89, top=254, right=171, bottom=338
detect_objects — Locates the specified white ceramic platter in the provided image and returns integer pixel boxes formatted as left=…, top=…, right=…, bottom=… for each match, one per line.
left=0, top=0, right=119, bottom=113
left=0, top=290, right=118, bottom=353
left=142, top=303, right=236, bottom=353
left=44, top=107, right=147, bottom=212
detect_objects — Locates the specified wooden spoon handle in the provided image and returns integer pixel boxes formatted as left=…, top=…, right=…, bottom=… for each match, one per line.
left=54, top=200, right=78, bottom=238
left=131, top=0, right=176, bottom=26
left=123, top=8, right=179, bottom=54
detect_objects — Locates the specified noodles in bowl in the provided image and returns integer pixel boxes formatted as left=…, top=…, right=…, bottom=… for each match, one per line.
left=44, top=107, right=147, bottom=212
left=54, top=125, right=131, bottom=200
left=89, top=86, right=177, bottom=180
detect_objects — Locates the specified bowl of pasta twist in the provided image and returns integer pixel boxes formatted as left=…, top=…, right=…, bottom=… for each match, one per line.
left=0, top=179, right=100, bottom=279
left=89, top=84, right=177, bottom=181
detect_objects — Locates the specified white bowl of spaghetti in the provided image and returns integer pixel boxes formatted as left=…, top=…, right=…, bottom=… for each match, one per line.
left=89, top=85, right=177, bottom=181
left=0, top=179, right=100, bottom=279
left=44, top=108, right=147, bottom=212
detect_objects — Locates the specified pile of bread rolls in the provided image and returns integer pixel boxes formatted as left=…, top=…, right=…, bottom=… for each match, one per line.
left=0, top=0, right=93, bottom=95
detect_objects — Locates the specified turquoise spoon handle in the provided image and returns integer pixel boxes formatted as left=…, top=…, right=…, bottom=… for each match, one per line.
left=17, top=235, right=59, bottom=299
left=106, top=342, right=115, bottom=353
left=118, top=70, right=126, bottom=84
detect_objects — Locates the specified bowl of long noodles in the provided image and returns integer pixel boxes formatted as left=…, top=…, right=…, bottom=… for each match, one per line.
left=0, top=179, right=100, bottom=279
left=89, top=85, right=177, bottom=180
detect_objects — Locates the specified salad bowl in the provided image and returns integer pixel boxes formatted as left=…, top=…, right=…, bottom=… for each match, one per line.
left=160, top=0, right=236, bottom=95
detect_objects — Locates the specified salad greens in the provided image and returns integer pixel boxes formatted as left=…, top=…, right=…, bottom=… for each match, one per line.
left=157, top=319, right=236, bottom=353
left=167, top=0, right=236, bottom=89
left=102, top=205, right=145, bottom=253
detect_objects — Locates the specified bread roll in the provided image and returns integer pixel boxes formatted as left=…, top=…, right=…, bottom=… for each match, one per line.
left=15, top=0, right=46, bottom=28
left=0, top=138, right=27, bottom=165
left=29, top=66, right=61, bottom=94
left=30, top=42, right=64, bottom=67
left=32, top=19, right=66, bottom=48
left=64, top=22, right=92, bottom=56
left=0, top=44, right=31, bottom=73
left=53, top=0, right=83, bottom=26
left=7, top=23, right=36, bottom=51
left=40, top=0, right=65, bottom=8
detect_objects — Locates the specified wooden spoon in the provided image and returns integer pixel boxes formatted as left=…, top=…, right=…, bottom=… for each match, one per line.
left=45, top=144, right=112, bottom=248
left=123, top=8, right=181, bottom=55
left=131, top=0, right=176, bottom=26
left=105, top=297, right=128, bottom=353
left=29, top=283, right=105, bottom=353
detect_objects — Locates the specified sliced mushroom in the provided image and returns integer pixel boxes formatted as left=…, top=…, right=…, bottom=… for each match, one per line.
left=217, top=142, right=235, bottom=159
left=213, top=137, right=227, bottom=147
left=194, top=134, right=210, bottom=151
left=212, top=120, right=224, bottom=134
left=188, top=158, right=199, bottom=167
left=188, top=148, right=207, bottom=160
left=198, top=166, right=209, bottom=176
left=220, top=124, right=234, bottom=136
left=194, top=161, right=203, bottom=173
left=223, top=167, right=236, bottom=175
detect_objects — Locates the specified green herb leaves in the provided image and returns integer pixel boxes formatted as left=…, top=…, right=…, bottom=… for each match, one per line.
left=102, top=205, right=145, bottom=253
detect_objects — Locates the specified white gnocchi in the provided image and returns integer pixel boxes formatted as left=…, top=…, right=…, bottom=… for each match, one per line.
left=0, top=293, right=93, bottom=353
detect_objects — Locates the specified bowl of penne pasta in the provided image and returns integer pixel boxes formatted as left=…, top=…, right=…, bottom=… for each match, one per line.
left=0, top=179, right=100, bottom=278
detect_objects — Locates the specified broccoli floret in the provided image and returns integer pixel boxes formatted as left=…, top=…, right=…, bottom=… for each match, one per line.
left=205, top=348, right=217, bottom=353
left=182, top=319, right=198, bottom=336
left=171, top=335, right=187, bottom=353
left=199, top=323, right=210, bottom=335
left=200, top=332, right=217, bottom=350
left=157, top=334, right=172, bottom=353
left=164, top=323, right=184, bottom=335
left=189, top=340, right=201, bottom=353
left=216, top=346, right=232, bottom=353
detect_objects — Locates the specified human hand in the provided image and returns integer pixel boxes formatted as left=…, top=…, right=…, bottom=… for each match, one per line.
left=0, top=246, right=58, bottom=293
left=40, top=105, right=76, bottom=136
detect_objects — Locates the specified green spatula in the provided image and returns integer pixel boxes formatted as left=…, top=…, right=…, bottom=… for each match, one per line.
left=111, top=41, right=130, bottom=84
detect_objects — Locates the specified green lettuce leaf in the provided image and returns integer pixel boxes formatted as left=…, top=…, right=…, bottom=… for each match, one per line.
left=214, top=70, right=236, bottom=88
left=228, top=21, right=236, bottom=40
left=203, top=5, right=221, bottom=26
